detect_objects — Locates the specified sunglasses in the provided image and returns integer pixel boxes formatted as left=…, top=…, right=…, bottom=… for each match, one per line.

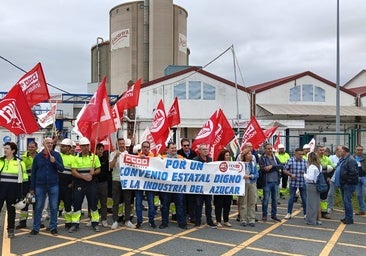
left=183, top=144, right=190, bottom=147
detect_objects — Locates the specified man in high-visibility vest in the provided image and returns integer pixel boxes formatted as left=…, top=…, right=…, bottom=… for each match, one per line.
left=58, top=138, right=75, bottom=229
left=68, top=137, right=101, bottom=233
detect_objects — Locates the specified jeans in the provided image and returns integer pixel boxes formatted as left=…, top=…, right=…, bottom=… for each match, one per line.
left=34, top=184, right=59, bottom=231
left=262, top=182, right=279, bottom=217
left=341, top=184, right=356, bottom=221
left=287, top=186, right=306, bottom=214
left=327, top=181, right=336, bottom=210
left=135, top=190, right=156, bottom=224
left=356, top=176, right=366, bottom=212
left=160, top=192, right=186, bottom=226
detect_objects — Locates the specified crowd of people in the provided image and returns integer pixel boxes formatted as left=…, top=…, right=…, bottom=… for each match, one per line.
left=0, top=136, right=364, bottom=240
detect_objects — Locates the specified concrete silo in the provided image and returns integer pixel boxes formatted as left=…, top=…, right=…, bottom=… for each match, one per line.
left=90, top=39, right=111, bottom=93
left=109, top=0, right=188, bottom=95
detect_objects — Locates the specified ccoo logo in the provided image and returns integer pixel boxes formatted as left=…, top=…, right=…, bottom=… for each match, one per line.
left=195, top=120, right=214, bottom=140
left=150, top=109, right=165, bottom=132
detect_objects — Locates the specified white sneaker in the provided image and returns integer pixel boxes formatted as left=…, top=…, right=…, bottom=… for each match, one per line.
left=284, top=213, right=292, bottom=219
left=223, top=222, right=232, bottom=227
left=125, top=221, right=136, bottom=229
left=111, top=221, right=118, bottom=230
left=101, top=220, right=109, bottom=227
left=86, top=221, right=92, bottom=227
left=327, top=208, right=333, bottom=214
left=304, top=214, right=307, bottom=219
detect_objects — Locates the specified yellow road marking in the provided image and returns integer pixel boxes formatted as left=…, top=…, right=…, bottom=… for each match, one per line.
left=221, top=208, right=302, bottom=256
left=246, top=246, right=305, bottom=256
left=267, top=233, right=327, bottom=243
left=283, top=223, right=335, bottom=231
left=180, top=236, right=237, bottom=247
left=337, top=242, right=366, bottom=249
left=22, top=240, right=77, bottom=256
left=319, top=222, right=346, bottom=256
left=2, top=211, right=15, bottom=256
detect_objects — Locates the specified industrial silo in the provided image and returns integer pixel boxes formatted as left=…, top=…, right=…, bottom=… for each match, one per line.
left=109, top=0, right=188, bottom=95
left=90, top=39, right=111, bottom=93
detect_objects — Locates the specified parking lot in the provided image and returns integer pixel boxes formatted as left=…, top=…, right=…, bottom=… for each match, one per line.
left=1, top=197, right=366, bottom=256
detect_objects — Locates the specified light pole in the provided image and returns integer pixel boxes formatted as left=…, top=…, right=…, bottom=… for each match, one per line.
left=96, top=37, right=104, bottom=83
left=335, top=0, right=340, bottom=144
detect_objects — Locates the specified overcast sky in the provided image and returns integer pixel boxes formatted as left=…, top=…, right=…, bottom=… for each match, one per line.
left=1, top=0, right=365, bottom=94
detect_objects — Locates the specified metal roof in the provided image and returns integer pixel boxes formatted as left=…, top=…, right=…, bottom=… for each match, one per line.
left=257, top=104, right=366, bottom=117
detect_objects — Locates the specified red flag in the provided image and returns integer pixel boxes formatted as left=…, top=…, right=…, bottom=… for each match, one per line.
left=263, top=126, right=278, bottom=139
left=240, top=116, right=266, bottom=150
left=0, top=85, right=39, bottom=135
left=167, top=97, right=180, bottom=127
left=273, top=132, right=281, bottom=151
left=16, top=63, right=50, bottom=107
left=211, top=109, right=235, bottom=160
left=76, top=77, right=116, bottom=142
left=150, top=99, right=170, bottom=154
left=115, top=78, right=141, bottom=116
left=192, top=110, right=220, bottom=153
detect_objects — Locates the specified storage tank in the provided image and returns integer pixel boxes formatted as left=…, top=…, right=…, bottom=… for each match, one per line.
left=91, top=40, right=111, bottom=92
left=109, top=0, right=188, bottom=95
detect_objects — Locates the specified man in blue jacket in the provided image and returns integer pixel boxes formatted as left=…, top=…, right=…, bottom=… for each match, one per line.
left=29, top=137, right=64, bottom=235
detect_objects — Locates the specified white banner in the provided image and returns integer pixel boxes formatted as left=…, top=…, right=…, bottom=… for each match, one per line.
left=119, top=154, right=246, bottom=195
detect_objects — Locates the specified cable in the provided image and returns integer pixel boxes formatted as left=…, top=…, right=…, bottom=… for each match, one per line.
left=0, top=55, right=71, bottom=94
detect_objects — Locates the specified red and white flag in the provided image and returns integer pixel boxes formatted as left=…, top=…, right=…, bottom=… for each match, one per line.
left=150, top=99, right=170, bottom=154
left=76, top=77, right=116, bottom=142
left=273, top=132, right=281, bottom=151
left=16, top=63, right=50, bottom=107
left=115, top=78, right=141, bottom=116
left=167, top=97, right=180, bottom=127
left=0, top=85, right=39, bottom=135
left=211, top=109, right=235, bottom=160
left=240, top=116, right=266, bottom=150
left=192, top=110, right=220, bottom=153
left=263, top=126, right=278, bottom=140
left=111, top=104, right=121, bottom=129
left=37, top=103, right=57, bottom=128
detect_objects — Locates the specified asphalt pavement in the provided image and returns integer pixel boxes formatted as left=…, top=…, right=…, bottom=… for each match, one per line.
left=1, top=196, right=366, bottom=256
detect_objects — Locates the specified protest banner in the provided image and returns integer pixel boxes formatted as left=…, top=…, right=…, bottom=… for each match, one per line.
left=119, top=154, right=246, bottom=195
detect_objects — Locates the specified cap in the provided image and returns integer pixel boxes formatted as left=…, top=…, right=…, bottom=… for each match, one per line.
left=61, top=138, right=73, bottom=147
left=79, top=137, right=90, bottom=145
left=278, top=144, right=285, bottom=149
left=125, top=138, right=132, bottom=147
left=303, top=144, right=310, bottom=149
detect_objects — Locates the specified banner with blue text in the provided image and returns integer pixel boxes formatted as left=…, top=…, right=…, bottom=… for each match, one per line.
left=119, top=154, right=246, bottom=195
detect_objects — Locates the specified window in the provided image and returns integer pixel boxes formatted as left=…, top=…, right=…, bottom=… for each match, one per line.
left=302, top=84, right=313, bottom=102
left=174, top=83, right=186, bottom=99
left=289, top=83, right=326, bottom=102
left=314, top=86, right=325, bottom=102
left=173, top=81, right=216, bottom=100
left=289, top=86, right=301, bottom=102
left=203, top=83, right=215, bottom=100
left=188, top=81, right=201, bottom=99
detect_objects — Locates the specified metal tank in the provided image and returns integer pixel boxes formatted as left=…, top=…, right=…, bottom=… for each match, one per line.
left=109, top=0, right=188, bottom=95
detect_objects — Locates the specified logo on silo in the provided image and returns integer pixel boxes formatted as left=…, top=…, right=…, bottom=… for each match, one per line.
left=111, top=28, right=130, bottom=50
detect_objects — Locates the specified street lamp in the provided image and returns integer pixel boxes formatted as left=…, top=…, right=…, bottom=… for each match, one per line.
left=96, top=37, right=104, bottom=83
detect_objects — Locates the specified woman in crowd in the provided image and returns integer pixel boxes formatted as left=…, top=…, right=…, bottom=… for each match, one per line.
left=304, top=152, right=321, bottom=225
left=0, top=142, right=27, bottom=238
left=213, top=149, right=233, bottom=227
left=239, top=149, right=259, bottom=227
